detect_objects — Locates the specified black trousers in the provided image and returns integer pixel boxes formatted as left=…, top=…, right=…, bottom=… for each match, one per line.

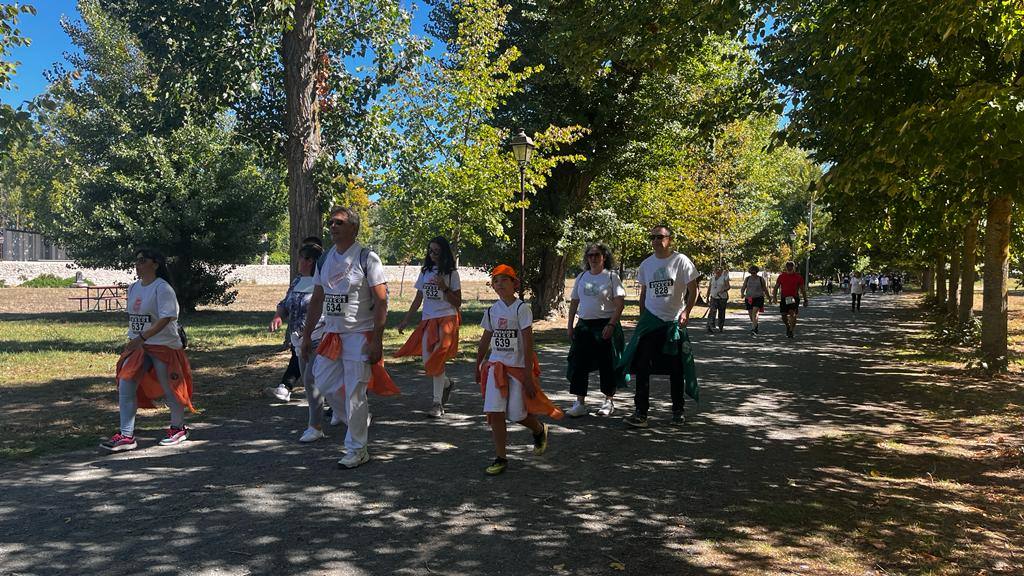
left=851, top=293, right=862, bottom=311
left=631, top=325, right=685, bottom=416
left=569, top=319, right=617, bottom=397
left=280, top=346, right=300, bottom=390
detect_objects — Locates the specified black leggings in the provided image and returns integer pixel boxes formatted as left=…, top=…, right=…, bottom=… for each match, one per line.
left=569, top=320, right=618, bottom=397
left=852, top=293, right=862, bottom=311
left=631, top=325, right=685, bottom=416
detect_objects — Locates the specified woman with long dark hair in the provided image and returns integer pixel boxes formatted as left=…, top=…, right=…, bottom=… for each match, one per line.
left=565, top=243, right=627, bottom=417
left=395, top=236, right=462, bottom=417
left=101, top=248, right=194, bottom=452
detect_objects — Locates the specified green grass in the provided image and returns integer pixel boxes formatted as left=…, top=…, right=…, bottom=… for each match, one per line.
left=17, top=274, right=93, bottom=288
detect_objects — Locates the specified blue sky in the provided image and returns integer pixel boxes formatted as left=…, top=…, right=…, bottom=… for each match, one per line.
left=1, top=0, right=79, bottom=107
left=1, top=1, right=436, bottom=108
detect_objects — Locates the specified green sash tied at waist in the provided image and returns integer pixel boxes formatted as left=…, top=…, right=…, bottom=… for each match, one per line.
left=566, top=318, right=629, bottom=388
left=617, top=309, right=699, bottom=402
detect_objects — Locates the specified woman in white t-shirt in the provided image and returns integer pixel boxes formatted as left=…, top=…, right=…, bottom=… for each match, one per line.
left=395, top=236, right=462, bottom=417
left=565, top=243, right=627, bottom=417
left=101, top=248, right=195, bottom=453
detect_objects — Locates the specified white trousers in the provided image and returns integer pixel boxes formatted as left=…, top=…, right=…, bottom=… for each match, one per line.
left=312, top=354, right=371, bottom=452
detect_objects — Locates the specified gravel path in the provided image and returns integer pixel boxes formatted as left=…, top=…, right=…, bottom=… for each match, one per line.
left=0, top=294, right=970, bottom=575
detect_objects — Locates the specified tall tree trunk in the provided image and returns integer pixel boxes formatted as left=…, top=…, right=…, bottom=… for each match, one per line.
left=527, top=163, right=593, bottom=319
left=922, top=267, right=934, bottom=295
left=981, top=195, right=1012, bottom=370
left=283, top=0, right=321, bottom=280
left=935, top=251, right=947, bottom=306
left=958, top=217, right=978, bottom=325
left=947, top=245, right=960, bottom=318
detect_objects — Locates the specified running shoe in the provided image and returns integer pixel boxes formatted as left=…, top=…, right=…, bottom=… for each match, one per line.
left=441, top=376, right=455, bottom=407
left=338, top=448, right=369, bottom=469
left=565, top=401, right=588, bottom=418
left=670, top=412, right=685, bottom=427
left=485, top=457, right=508, bottom=476
left=299, top=427, right=325, bottom=443
left=427, top=403, right=444, bottom=418
left=624, top=414, right=649, bottom=428
left=266, top=384, right=291, bottom=402
left=533, top=424, right=549, bottom=456
left=706, top=326, right=714, bottom=334
left=159, top=425, right=189, bottom=446
left=100, top=432, right=137, bottom=452
left=597, top=398, right=615, bottom=417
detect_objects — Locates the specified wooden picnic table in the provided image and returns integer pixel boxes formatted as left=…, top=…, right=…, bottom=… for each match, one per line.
left=68, top=284, right=128, bottom=311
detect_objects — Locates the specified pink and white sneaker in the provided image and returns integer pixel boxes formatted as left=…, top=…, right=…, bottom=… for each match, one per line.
left=158, top=426, right=189, bottom=446
left=100, top=432, right=137, bottom=452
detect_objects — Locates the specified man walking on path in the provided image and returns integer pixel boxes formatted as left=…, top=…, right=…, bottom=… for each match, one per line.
left=772, top=261, right=809, bottom=338
left=302, top=206, right=398, bottom=469
left=618, top=224, right=700, bottom=428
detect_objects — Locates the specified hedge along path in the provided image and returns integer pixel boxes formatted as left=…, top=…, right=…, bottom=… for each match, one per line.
left=0, top=290, right=1020, bottom=575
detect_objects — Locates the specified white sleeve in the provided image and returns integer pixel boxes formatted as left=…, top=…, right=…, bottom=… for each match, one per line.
left=637, top=263, right=647, bottom=285
left=365, top=251, right=386, bottom=287
left=480, top=307, right=493, bottom=331
left=449, top=270, right=461, bottom=291
left=610, top=272, right=626, bottom=297
left=518, top=302, right=533, bottom=329
left=312, top=257, right=324, bottom=288
left=413, top=270, right=426, bottom=291
left=156, top=282, right=179, bottom=320
left=675, top=255, right=698, bottom=286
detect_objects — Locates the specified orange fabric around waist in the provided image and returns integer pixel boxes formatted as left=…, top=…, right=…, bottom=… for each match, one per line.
left=316, top=332, right=399, bottom=396
left=480, top=356, right=563, bottom=420
left=394, top=313, right=460, bottom=376
left=115, top=345, right=196, bottom=412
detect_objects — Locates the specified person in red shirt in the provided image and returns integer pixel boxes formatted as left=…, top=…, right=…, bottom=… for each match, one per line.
left=772, top=261, right=809, bottom=338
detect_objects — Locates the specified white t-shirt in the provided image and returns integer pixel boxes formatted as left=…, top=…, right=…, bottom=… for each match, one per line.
left=415, top=267, right=461, bottom=320
left=850, top=277, right=865, bottom=294
left=126, top=278, right=182, bottom=348
left=708, top=273, right=730, bottom=300
left=637, top=252, right=699, bottom=322
left=481, top=298, right=532, bottom=368
left=312, top=242, right=387, bottom=334
left=571, top=269, right=625, bottom=320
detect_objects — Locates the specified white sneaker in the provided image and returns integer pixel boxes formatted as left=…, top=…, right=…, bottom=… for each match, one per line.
left=299, top=427, right=325, bottom=443
left=597, top=398, right=615, bottom=416
left=338, top=448, right=369, bottom=469
left=565, top=401, right=588, bottom=418
left=427, top=403, right=444, bottom=418
left=266, top=384, right=291, bottom=402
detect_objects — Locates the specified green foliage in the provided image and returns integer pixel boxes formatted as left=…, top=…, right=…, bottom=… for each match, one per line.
left=0, top=2, right=33, bottom=91
left=376, top=0, right=584, bottom=262
left=32, top=3, right=285, bottom=312
left=17, top=274, right=92, bottom=288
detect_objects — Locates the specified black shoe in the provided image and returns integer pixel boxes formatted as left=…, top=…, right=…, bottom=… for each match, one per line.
left=707, top=326, right=714, bottom=334
left=670, top=412, right=685, bottom=427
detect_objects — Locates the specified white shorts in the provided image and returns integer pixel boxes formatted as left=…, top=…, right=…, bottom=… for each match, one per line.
left=482, top=367, right=527, bottom=422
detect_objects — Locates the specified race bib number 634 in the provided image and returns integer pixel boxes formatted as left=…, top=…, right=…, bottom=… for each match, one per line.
left=324, top=294, right=350, bottom=316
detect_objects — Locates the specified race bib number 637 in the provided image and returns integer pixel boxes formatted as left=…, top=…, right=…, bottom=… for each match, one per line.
left=129, top=314, right=151, bottom=332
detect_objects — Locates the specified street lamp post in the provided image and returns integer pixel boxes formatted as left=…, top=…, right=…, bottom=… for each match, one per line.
left=509, top=129, right=535, bottom=300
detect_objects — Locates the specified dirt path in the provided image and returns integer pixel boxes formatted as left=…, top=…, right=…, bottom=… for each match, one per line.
left=1, top=293, right=1020, bottom=575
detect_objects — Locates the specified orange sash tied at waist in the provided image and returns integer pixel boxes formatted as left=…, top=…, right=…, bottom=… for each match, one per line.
left=316, top=332, right=400, bottom=396
left=115, top=345, right=196, bottom=412
left=394, top=313, right=460, bottom=376
left=479, top=354, right=564, bottom=420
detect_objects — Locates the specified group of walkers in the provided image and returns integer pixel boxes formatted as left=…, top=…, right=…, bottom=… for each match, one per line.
left=100, top=209, right=704, bottom=476
left=704, top=261, right=809, bottom=338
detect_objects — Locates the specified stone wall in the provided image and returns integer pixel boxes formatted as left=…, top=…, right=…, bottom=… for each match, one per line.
left=0, top=261, right=493, bottom=286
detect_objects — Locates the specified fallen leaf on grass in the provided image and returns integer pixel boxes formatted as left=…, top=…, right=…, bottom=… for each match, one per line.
left=610, top=562, right=626, bottom=571
left=869, top=540, right=887, bottom=549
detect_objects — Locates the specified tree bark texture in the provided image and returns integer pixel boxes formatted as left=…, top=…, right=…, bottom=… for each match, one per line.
left=283, top=0, right=322, bottom=280
left=935, top=252, right=947, bottom=306
left=981, top=195, right=1012, bottom=369
left=958, top=217, right=978, bottom=325
left=922, top=267, right=934, bottom=295
left=946, top=245, right=960, bottom=318
left=527, top=162, right=594, bottom=320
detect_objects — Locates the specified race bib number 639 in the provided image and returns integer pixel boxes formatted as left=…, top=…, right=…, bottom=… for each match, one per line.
left=491, top=328, right=519, bottom=353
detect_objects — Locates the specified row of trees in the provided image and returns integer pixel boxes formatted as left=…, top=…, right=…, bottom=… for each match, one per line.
left=0, top=1, right=1016, bottom=368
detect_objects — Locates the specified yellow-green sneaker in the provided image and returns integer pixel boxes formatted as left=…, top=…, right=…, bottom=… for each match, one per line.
left=533, top=424, right=549, bottom=456
left=485, top=457, right=508, bottom=475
